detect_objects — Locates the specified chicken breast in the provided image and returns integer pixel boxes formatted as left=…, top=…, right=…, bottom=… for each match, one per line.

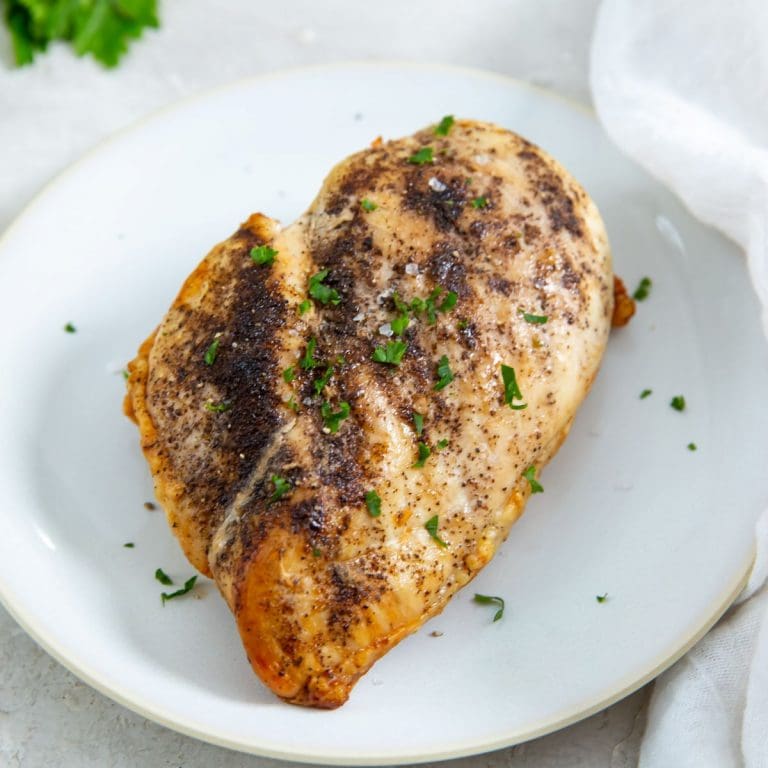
left=125, top=119, right=613, bottom=708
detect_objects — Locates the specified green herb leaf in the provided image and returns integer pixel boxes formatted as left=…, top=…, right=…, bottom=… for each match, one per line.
left=155, top=568, right=173, bottom=586
left=473, top=593, right=505, bottom=622
left=523, top=465, right=543, bottom=494
left=283, top=366, right=295, bottom=383
left=520, top=310, right=548, bottom=324
left=687, top=442, right=697, bottom=451
left=308, top=269, right=342, bottom=306
left=391, top=311, right=410, bottom=336
left=413, top=442, right=431, bottom=468
left=321, top=401, right=351, bottom=433
left=439, top=291, right=458, bottom=313
left=63, top=322, right=76, bottom=333
left=301, top=338, right=318, bottom=369
left=204, top=337, right=220, bottom=366
left=298, top=299, right=312, bottom=315
left=270, top=474, right=292, bottom=502
left=434, top=355, right=454, bottom=391
left=360, top=198, right=378, bottom=212
left=436, top=439, right=449, bottom=450
left=313, top=364, right=335, bottom=396
left=122, top=369, right=130, bottom=380
left=287, top=395, right=299, bottom=412
left=501, top=364, right=527, bottom=410
left=457, top=318, right=469, bottom=330
left=412, top=412, right=424, bottom=437
left=250, top=244, right=277, bottom=265
left=204, top=400, right=231, bottom=413
left=161, top=575, right=197, bottom=605
left=670, top=395, right=686, bottom=412
left=434, top=115, right=455, bottom=136
left=471, top=196, right=488, bottom=209
left=372, top=340, right=408, bottom=366
left=408, top=146, right=434, bottom=165
left=640, top=388, right=653, bottom=399
left=312, top=547, right=321, bottom=558
left=364, top=490, right=382, bottom=518
left=424, top=515, right=448, bottom=548
left=596, top=593, right=608, bottom=603
left=633, top=277, right=652, bottom=301
left=123, top=542, right=134, bottom=548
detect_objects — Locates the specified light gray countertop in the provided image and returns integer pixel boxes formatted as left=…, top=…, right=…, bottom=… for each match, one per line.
left=0, top=1, right=649, bottom=765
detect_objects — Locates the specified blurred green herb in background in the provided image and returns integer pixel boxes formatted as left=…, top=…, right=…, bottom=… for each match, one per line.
left=3, top=0, right=159, bottom=68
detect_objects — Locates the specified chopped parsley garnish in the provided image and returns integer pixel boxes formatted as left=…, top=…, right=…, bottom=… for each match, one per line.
left=204, top=337, right=220, bottom=366
left=283, top=366, right=295, bottom=383
left=457, top=318, right=469, bottom=330
left=413, top=442, right=431, bottom=468
left=123, top=542, right=134, bottom=548
left=397, top=286, right=457, bottom=326
left=633, top=277, right=652, bottom=301
left=204, top=400, right=231, bottom=413
left=298, top=299, right=312, bottom=315
left=63, top=322, right=76, bottom=333
left=523, top=465, right=543, bottom=494
left=424, top=515, right=447, bottom=548
left=596, top=593, right=608, bottom=603
left=501, top=364, right=527, bottom=410
left=473, top=593, right=505, bottom=622
left=412, top=412, right=424, bottom=436
left=471, top=196, right=488, bottom=209
left=287, top=396, right=299, bottom=412
left=161, top=576, right=197, bottom=605
left=520, top=310, right=548, bottom=324
left=313, top=364, right=335, bottom=396
left=372, top=340, right=408, bottom=366
left=250, top=245, right=277, bottom=265
left=364, top=490, right=382, bottom=518
left=436, top=439, right=449, bottom=450
left=408, top=146, right=434, bottom=165
left=439, top=291, right=458, bottom=313
left=308, top=269, right=341, bottom=306
left=670, top=395, right=686, bottom=412
left=360, top=198, right=378, bottom=212
left=122, top=369, right=130, bottom=380
left=155, top=568, right=173, bottom=586
left=640, top=389, right=653, bottom=399
left=269, top=474, right=292, bottom=502
left=687, top=442, right=697, bottom=451
left=301, top=338, right=318, bottom=369
left=434, top=115, right=455, bottom=136
left=312, top=548, right=321, bottom=558
left=434, top=355, right=454, bottom=391
left=391, top=311, right=410, bottom=336
left=321, top=401, right=350, bottom=433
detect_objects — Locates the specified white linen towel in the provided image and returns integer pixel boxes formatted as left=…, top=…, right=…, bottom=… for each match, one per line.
left=591, top=2, right=768, bottom=766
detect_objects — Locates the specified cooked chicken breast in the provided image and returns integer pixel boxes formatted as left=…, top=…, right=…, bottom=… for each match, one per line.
left=125, top=119, right=613, bottom=708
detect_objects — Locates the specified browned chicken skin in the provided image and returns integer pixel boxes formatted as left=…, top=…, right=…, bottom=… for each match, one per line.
left=125, top=119, right=613, bottom=708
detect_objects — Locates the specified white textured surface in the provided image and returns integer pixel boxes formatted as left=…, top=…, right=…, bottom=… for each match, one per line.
left=0, top=1, right=649, bottom=765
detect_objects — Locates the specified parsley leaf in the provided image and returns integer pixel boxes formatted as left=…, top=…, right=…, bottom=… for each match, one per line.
left=471, top=196, right=488, bottom=209
left=413, top=442, right=431, bottom=468
left=596, top=593, right=608, bottom=603
left=501, top=364, right=527, bottom=410
left=308, top=269, right=341, bottom=306
left=434, top=115, right=455, bottom=136
left=321, top=401, right=350, bottom=433
left=439, top=291, right=458, bottom=313
left=687, top=442, right=697, bottom=451
left=313, top=364, right=335, bottom=396
left=123, top=542, right=134, bottom=548
left=412, top=412, right=424, bottom=436
left=436, top=439, right=449, bottom=450
left=155, top=568, right=173, bottom=586
left=473, top=593, right=505, bottom=622
left=269, top=474, right=292, bottom=502
left=204, top=400, right=231, bottom=413
left=301, top=338, right=318, bottom=369
left=63, top=322, right=76, bottom=333
left=161, top=575, right=197, bottom=605
left=434, top=355, right=454, bottom=391
left=6, top=0, right=160, bottom=69
left=391, top=311, right=410, bottom=336
left=360, top=198, right=378, bottom=212
left=633, top=277, right=652, bottom=301
left=408, top=147, right=434, bottom=165
left=204, top=337, right=220, bottom=366
left=424, top=515, right=447, bottom=548
left=670, top=395, right=686, bottom=412
left=364, top=490, right=382, bottom=518
left=523, top=465, right=543, bottom=494
left=283, top=366, right=295, bottom=383
left=250, top=245, right=277, bottom=265
left=640, top=388, right=653, bottom=399
left=298, top=299, right=312, bottom=315
left=520, top=310, right=548, bottom=324
left=372, top=340, right=408, bottom=366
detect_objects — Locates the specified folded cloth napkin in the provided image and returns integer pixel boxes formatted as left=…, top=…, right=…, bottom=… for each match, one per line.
left=591, top=2, right=768, bottom=766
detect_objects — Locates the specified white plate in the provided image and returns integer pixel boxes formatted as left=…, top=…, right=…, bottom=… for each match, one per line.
left=1, top=63, right=766, bottom=765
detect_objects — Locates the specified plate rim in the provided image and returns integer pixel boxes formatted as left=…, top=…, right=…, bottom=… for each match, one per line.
left=0, top=60, right=757, bottom=764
